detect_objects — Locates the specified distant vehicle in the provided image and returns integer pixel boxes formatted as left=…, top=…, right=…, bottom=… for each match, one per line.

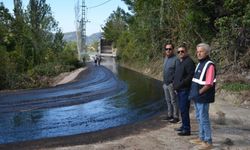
left=99, top=38, right=116, bottom=57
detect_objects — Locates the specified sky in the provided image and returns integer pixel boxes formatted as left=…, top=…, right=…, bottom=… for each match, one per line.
left=0, top=0, right=129, bottom=36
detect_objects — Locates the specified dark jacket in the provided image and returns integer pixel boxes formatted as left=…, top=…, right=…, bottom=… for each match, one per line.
left=173, top=55, right=195, bottom=91
left=163, top=55, right=177, bottom=85
left=189, top=57, right=216, bottom=103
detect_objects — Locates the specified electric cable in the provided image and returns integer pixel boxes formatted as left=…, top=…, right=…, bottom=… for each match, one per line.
left=88, top=0, right=112, bottom=9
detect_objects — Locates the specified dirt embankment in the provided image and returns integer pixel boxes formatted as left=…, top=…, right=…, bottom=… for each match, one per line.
left=50, top=67, right=87, bottom=86
left=119, top=58, right=163, bottom=81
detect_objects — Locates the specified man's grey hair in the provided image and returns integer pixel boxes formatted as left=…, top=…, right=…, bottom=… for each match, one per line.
left=196, top=43, right=211, bottom=54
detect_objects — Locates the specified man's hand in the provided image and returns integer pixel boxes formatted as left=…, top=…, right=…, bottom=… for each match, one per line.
left=199, top=85, right=212, bottom=95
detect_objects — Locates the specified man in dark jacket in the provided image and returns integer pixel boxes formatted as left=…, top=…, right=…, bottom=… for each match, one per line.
left=173, top=44, right=195, bottom=136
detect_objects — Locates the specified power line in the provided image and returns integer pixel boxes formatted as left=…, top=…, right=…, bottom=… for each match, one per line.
left=88, top=0, right=112, bottom=9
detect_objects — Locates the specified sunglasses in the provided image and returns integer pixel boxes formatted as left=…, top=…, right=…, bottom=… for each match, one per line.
left=177, top=50, right=185, bottom=54
left=165, top=48, right=172, bottom=51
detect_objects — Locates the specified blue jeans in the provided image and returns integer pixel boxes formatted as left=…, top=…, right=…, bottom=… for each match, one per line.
left=194, top=102, right=212, bottom=144
left=177, top=90, right=190, bottom=132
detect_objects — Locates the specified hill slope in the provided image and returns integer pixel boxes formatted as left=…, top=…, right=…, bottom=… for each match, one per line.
left=63, top=32, right=102, bottom=45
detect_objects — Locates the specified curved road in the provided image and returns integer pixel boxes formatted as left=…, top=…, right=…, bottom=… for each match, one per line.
left=0, top=65, right=126, bottom=114
left=0, top=62, right=164, bottom=144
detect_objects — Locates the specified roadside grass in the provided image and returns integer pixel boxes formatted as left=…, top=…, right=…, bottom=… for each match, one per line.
left=221, top=82, right=250, bottom=92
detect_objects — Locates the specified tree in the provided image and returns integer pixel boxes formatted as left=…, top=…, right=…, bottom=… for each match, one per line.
left=53, top=29, right=65, bottom=55
left=106, top=0, right=250, bottom=69
left=12, top=0, right=31, bottom=72
left=113, top=0, right=164, bottom=61
left=26, top=0, right=58, bottom=66
left=0, top=1, right=79, bottom=90
left=213, top=0, right=250, bottom=66
left=102, top=7, right=130, bottom=47
left=0, top=2, right=15, bottom=52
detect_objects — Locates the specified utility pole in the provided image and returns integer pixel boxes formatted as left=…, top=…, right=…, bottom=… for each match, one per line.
left=81, top=0, right=87, bottom=56
left=75, top=0, right=88, bottom=61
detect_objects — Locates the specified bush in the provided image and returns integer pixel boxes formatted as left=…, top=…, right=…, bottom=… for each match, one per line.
left=28, top=63, right=74, bottom=77
left=222, top=82, right=250, bottom=92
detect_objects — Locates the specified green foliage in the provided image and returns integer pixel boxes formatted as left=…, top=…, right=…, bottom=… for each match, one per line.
left=104, top=1, right=164, bottom=62
left=0, top=1, right=79, bottom=90
left=222, top=82, right=250, bottom=92
left=213, top=0, right=250, bottom=67
left=102, top=7, right=130, bottom=47
left=8, top=50, right=27, bottom=73
left=59, top=41, right=82, bottom=68
left=0, top=48, right=9, bottom=89
left=28, top=63, right=72, bottom=77
left=104, top=0, right=250, bottom=70
left=0, top=48, right=31, bottom=89
left=88, top=40, right=99, bottom=52
left=4, top=73, right=34, bottom=89
left=116, top=31, right=136, bottom=61
left=53, top=29, right=65, bottom=54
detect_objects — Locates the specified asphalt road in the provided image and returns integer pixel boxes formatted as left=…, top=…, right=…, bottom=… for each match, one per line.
left=0, top=65, right=126, bottom=114
left=0, top=62, right=164, bottom=146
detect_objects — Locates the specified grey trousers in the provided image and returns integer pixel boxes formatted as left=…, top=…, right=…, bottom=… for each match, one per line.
left=163, top=83, right=179, bottom=118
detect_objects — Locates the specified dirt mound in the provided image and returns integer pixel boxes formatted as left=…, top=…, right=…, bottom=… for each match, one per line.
left=50, top=67, right=86, bottom=86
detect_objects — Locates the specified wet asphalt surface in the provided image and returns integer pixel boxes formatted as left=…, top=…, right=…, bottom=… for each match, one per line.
left=0, top=58, right=164, bottom=145
left=0, top=64, right=124, bottom=114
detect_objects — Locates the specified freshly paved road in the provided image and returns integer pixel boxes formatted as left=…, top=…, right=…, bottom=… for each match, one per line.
left=0, top=65, right=126, bottom=114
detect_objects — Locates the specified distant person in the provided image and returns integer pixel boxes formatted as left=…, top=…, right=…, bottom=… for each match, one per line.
left=189, top=43, right=216, bottom=149
left=173, top=44, right=195, bottom=136
left=162, top=43, right=179, bottom=123
left=97, top=54, right=101, bottom=66
left=94, top=55, right=98, bottom=66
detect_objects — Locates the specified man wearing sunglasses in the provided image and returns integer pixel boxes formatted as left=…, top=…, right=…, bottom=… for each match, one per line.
left=162, top=43, right=179, bottom=123
left=173, top=44, right=195, bottom=136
